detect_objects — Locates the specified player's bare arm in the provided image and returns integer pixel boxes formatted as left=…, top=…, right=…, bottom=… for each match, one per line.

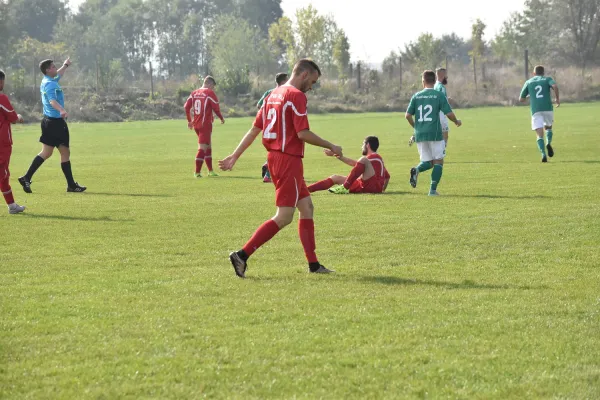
left=519, top=96, right=528, bottom=103
left=405, top=113, right=415, bottom=128
left=15, top=114, right=24, bottom=123
left=297, top=129, right=342, bottom=156
left=446, top=112, right=462, bottom=127
left=57, top=57, right=71, bottom=77
left=552, top=84, right=560, bottom=107
left=218, top=126, right=262, bottom=171
left=50, top=100, right=68, bottom=119
left=323, top=149, right=355, bottom=166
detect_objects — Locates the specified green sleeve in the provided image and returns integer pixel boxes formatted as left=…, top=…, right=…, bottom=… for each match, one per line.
left=440, top=95, right=452, bottom=115
left=519, top=82, right=529, bottom=99
left=548, top=77, right=556, bottom=86
left=256, top=89, right=272, bottom=108
left=406, top=95, right=415, bottom=115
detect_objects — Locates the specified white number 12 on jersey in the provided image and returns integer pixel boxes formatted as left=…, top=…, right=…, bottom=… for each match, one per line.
left=417, top=104, right=433, bottom=122
left=263, top=108, right=277, bottom=139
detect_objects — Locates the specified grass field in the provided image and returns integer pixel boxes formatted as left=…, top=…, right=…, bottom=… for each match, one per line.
left=1, top=104, right=599, bottom=399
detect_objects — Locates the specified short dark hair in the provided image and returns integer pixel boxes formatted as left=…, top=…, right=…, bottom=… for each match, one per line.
left=423, top=70, right=436, bottom=84
left=0, top=70, right=5, bottom=80
left=40, top=59, right=53, bottom=75
left=275, top=72, right=288, bottom=85
left=364, top=136, right=379, bottom=152
left=293, top=59, right=321, bottom=77
left=534, top=65, right=545, bottom=76
left=204, top=75, right=216, bottom=85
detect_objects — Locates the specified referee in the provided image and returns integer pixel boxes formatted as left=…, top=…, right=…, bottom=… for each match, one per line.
left=18, top=57, right=86, bottom=193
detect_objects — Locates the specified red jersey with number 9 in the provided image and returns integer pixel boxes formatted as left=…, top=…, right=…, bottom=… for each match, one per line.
left=184, top=88, right=223, bottom=131
left=253, top=85, right=309, bottom=158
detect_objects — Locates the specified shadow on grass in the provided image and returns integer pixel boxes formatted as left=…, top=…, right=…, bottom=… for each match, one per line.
left=443, top=194, right=550, bottom=199
left=559, top=160, right=600, bottom=164
left=218, top=175, right=263, bottom=180
left=89, top=192, right=172, bottom=198
left=22, top=214, right=134, bottom=222
left=362, top=276, right=547, bottom=290
left=446, top=161, right=500, bottom=164
left=380, top=190, right=412, bottom=196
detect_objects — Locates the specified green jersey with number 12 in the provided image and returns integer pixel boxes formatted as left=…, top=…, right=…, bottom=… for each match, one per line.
left=406, top=88, right=452, bottom=142
left=520, top=76, right=556, bottom=115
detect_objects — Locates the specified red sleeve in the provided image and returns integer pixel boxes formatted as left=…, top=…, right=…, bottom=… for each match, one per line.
left=0, top=95, right=19, bottom=123
left=384, top=168, right=390, bottom=180
left=291, top=92, right=309, bottom=133
left=253, top=107, right=264, bottom=130
left=184, top=96, right=192, bottom=122
left=209, top=91, right=224, bottom=121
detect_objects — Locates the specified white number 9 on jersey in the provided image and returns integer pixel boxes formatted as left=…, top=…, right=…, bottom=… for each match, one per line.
left=263, top=108, right=277, bottom=139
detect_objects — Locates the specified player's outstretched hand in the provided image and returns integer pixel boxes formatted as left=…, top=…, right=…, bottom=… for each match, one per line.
left=408, top=135, right=415, bottom=146
left=330, top=145, right=343, bottom=157
left=63, top=56, right=72, bottom=67
left=556, top=100, right=561, bottom=108
left=455, top=120, right=462, bottom=127
left=17, top=114, right=24, bottom=123
left=323, top=149, right=335, bottom=157
left=221, top=119, right=225, bottom=124
left=187, top=121, right=194, bottom=130
left=219, top=154, right=237, bottom=171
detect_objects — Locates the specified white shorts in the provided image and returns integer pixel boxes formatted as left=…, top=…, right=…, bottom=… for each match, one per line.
left=417, top=140, right=446, bottom=162
left=531, top=111, right=554, bottom=130
left=439, top=112, right=449, bottom=132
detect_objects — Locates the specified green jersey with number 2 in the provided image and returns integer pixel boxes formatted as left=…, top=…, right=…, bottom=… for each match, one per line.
left=520, top=76, right=556, bottom=115
left=406, top=88, right=452, bottom=142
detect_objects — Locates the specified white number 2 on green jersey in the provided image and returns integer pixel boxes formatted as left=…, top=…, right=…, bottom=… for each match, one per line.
left=417, top=104, right=433, bottom=122
left=535, top=85, right=543, bottom=98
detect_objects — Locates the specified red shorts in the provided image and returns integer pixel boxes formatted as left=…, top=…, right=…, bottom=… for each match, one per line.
left=195, top=126, right=213, bottom=145
left=0, top=147, right=12, bottom=182
left=349, top=177, right=383, bottom=194
left=267, top=151, right=310, bottom=207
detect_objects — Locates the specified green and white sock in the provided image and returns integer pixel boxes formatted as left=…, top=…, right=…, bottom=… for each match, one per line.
left=546, top=129, right=553, bottom=145
left=537, top=138, right=546, bottom=155
left=417, top=161, right=433, bottom=173
left=430, top=164, right=443, bottom=192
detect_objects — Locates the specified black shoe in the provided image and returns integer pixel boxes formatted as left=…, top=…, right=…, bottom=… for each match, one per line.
left=309, top=264, right=335, bottom=274
left=229, top=251, right=247, bottom=278
left=546, top=144, right=554, bottom=157
left=67, top=182, right=87, bottom=192
left=18, top=176, right=32, bottom=193
left=542, top=155, right=548, bottom=163
left=409, top=167, right=418, bottom=188
left=261, top=164, right=268, bottom=178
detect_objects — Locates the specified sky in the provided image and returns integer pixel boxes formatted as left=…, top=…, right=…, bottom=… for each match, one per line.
left=67, top=0, right=526, bottom=63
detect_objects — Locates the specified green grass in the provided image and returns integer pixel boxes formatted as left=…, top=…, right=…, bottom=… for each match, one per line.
left=1, top=104, right=599, bottom=399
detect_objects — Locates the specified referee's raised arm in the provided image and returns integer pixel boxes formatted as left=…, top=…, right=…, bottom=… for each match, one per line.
left=57, top=57, right=72, bottom=78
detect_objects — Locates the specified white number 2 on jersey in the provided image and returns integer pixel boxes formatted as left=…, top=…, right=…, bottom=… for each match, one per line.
left=194, top=99, right=202, bottom=115
left=263, top=108, right=277, bottom=139
left=417, top=104, right=433, bottom=122
left=535, top=85, right=543, bottom=98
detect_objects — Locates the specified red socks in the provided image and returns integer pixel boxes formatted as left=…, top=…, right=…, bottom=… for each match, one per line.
left=2, top=189, right=14, bottom=205
left=298, top=218, right=318, bottom=263
left=344, top=162, right=365, bottom=189
left=242, top=219, right=281, bottom=257
left=195, top=149, right=205, bottom=173
left=205, top=148, right=213, bottom=171
left=308, top=178, right=334, bottom=193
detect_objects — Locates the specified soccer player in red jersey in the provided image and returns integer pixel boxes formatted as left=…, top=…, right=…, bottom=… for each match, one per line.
left=184, top=76, right=225, bottom=178
left=0, top=70, right=26, bottom=214
left=219, top=59, right=343, bottom=278
left=309, top=136, right=390, bottom=194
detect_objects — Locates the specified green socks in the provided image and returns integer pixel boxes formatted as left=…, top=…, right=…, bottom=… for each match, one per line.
left=545, top=129, right=553, bottom=145
left=537, top=138, right=546, bottom=156
left=417, top=161, right=433, bottom=173
left=430, top=164, right=443, bottom=192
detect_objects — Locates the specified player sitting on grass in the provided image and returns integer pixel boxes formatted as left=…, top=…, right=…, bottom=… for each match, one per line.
left=309, top=136, right=390, bottom=194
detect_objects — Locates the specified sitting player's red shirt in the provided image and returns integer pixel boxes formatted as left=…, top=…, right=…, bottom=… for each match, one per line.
left=349, top=153, right=390, bottom=194
left=184, top=88, right=223, bottom=133
left=253, top=85, right=311, bottom=207
left=0, top=93, right=18, bottom=148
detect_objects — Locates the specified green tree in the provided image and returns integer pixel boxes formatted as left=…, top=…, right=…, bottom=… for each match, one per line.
left=7, top=0, right=66, bottom=42
left=228, top=0, right=283, bottom=34
left=401, top=33, right=445, bottom=71
left=555, top=0, right=600, bottom=70
left=332, top=30, right=351, bottom=78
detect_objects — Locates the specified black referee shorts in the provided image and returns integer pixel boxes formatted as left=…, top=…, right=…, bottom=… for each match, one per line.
left=40, top=116, right=70, bottom=148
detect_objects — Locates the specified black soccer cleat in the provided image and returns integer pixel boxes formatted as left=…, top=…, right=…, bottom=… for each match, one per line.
left=309, top=264, right=335, bottom=274
left=261, top=164, right=268, bottom=178
left=229, top=251, right=247, bottom=278
left=18, top=176, right=32, bottom=193
left=546, top=144, right=554, bottom=158
left=409, top=167, right=418, bottom=188
left=67, top=182, right=87, bottom=192
left=541, top=155, right=548, bottom=163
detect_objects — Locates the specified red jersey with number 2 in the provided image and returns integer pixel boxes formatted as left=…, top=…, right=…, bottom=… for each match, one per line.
left=253, top=85, right=309, bottom=158
left=184, top=88, right=223, bottom=131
